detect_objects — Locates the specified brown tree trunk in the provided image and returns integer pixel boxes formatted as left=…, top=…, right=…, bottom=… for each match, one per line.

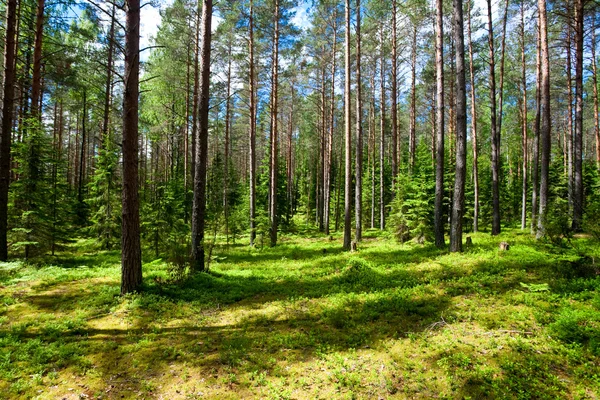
left=391, top=0, right=398, bottom=182
left=487, top=0, right=500, bottom=236
left=409, top=24, right=417, bottom=172
left=0, top=0, right=18, bottom=261
left=537, top=0, right=551, bottom=238
left=450, top=0, right=467, bottom=253
left=343, top=0, right=352, bottom=250
left=592, top=15, right=600, bottom=171
left=269, top=0, right=280, bottom=247
left=355, top=0, right=363, bottom=242
left=380, top=26, right=386, bottom=231
left=572, top=0, right=584, bottom=231
left=531, top=22, right=541, bottom=234
left=102, top=4, right=116, bottom=146
left=520, top=0, right=528, bottom=230
left=191, top=5, right=201, bottom=185
left=191, top=0, right=212, bottom=271
left=224, top=38, right=232, bottom=242
left=467, top=0, right=479, bottom=233
left=434, top=0, right=445, bottom=248
left=324, top=14, right=337, bottom=235
left=249, top=0, right=257, bottom=246
left=121, top=0, right=142, bottom=294
left=566, top=21, right=574, bottom=214
left=30, top=0, right=45, bottom=118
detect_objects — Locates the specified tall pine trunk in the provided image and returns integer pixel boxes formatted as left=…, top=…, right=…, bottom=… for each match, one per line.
left=391, top=0, right=398, bottom=182
left=572, top=0, right=584, bottom=231
left=537, top=0, right=551, bottom=238
left=467, top=0, right=479, bottom=233
left=343, top=0, right=352, bottom=250
left=249, top=1, right=257, bottom=246
left=355, top=0, right=362, bottom=242
left=450, top=0, right=467, bottom=253
left=434, top=0, right=445, bottom=248
left=0, top=0, right=18, bottom=261
left=520, top=0, right=528, bottom=230
left=121, top=0, right=142, bottom=294
left=269, top=0, right=280, bottom=247
left=191, top=0, right=212, bottom=271
left=487, top=0, right=500, bottom=236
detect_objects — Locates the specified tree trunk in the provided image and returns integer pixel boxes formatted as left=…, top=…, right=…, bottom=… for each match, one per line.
left=531, top=21, right=541, bottom=234
left=537, top=0, right=551, bottom=239
left=343, top=0, right=352, bottom=250
left=269, top=0, right=280, bottom=247
left=592, top=14, right=600, bottom=171
left=355, top=0, right=362, bottom=242
left=487, top=0, right=500, bottom=236
left=121, top=0, right=142, bottom=294
left=409, top=24, right=417, bottom=172
left=566, top=21, right=574, bottom=215
left=391, top=0, right=398, bottom=182
left=30, top=0, right=45, bottom=118
left=191, top=4, right=201, bottom=185
left=191, top=0, right=212, bottom=271
left=572, top=0, right=584, bottom=231
left=467, top=0, right=479, bottom=233
left=434, top=0, right=445, bottom=248
left=450, top=0, right=467, bottom=253
left=102, top=4, right=116, bottom=146
left=324, top=14, right=337, bottom=235
left=0, top=0, right=18, bottom=261
left=380, top=26, right=386, bottom=231
left=249, top=0, right=257, bottom=246
left=520, top=0, right=528, bottom=230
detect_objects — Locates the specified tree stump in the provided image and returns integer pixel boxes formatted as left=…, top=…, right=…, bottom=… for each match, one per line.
left=499, top=242, right=510, bottom=251
left=351, top=241, right=358, bottom=252
left=466, top=236, right=473, bottom=247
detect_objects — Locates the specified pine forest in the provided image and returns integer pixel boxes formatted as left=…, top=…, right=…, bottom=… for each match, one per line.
left=1, top=0, right=600, bottom=398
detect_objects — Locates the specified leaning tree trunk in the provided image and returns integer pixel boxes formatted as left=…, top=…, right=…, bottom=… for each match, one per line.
left=537, top=0, right=551, bottom=239
left=343, top=0, right=352, bottom=251
left=434, top=0, right=445, bottom=248
left=191, top=0, right=212, bottom=271
left=0, top=0, right=18, bottom=261
left=121, top=0, right=142, bottom=294
left=450, top=0, right=467, bottom=253
left=355, top=0, right=363, bottom=242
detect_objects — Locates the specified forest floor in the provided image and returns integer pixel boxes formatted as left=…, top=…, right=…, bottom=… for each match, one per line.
left=1, top=229, right=599, bottom=399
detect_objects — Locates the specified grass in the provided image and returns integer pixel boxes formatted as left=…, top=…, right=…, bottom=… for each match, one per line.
left=1, top=229, right=599, bottom=399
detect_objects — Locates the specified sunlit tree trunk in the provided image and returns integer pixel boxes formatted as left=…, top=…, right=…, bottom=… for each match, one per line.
left=269, top=0, right=280, bottom=247
left=487, top=0, right=500, bottom=236
left=343, top=0, right=352, bottom=250
left=434, top=0, right=445, bottom=248
left=121, top=0, right=142, bottom=294
left=191, top=0, right=212, bottom=271
left=355, top=0, right=363, bottom=242
left=467, top=0, right=478, bottom=233
left=572, top=0, right=584, bottom=231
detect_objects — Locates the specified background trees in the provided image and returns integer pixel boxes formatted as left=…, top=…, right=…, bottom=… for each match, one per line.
left=0, top=0, right=599, bottom=269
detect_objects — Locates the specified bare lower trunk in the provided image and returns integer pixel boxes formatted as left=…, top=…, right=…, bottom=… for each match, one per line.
left=191, top=0, right=213, bottom=271
left=355, top=0, right=362, bottom=242
left=249, top=1, right=257, bottom=246
left=121, top=0, right=142, bottom=294
left=269, top=0, right=280, bottom=247
left=450, top=0, right=467, bottom=253
left=572, top=0, right=584, bottom=231
left=434, top=0, right=445, bottom=248
left=467, top=1, right=478, bottom=233
left=487, top=0, right=500, bottom=235
left=343, top=0, right=352, bottom=250
left=537, top=0, right=551, bottom=238
left=391, top=0, right=398, bottom=182
left=0, top=0, right=18, bottom=261
left=520, top=0, right=528, bottom=230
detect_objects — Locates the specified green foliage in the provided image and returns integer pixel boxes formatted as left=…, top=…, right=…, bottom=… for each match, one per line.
left=549, top=307, right=600, bottom=355
left=388, top=142, right=435, bottom=242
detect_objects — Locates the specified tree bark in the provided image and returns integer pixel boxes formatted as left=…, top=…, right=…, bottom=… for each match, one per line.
left=102, top=4, right=116, bottom=146
left=467, top=0, right=479, bottom=233
left=520, top=0, right=528, bottom=230
left=121, top=0, right=142, bottom=294
left=343, top=0, right=352, bottom=250
left=324, top=13, right=337, bottom=235
left=450, top=0, right=467, bottom=253
left=355, top=0, right=362, bottom=242
left=191, top=0, right=212, bottom=271
left=269, top=0, right=280, bottom=247
left=0, top=0, right=18, bottom=261
left=592, top=14, right=600, bottom=171
left=380, top=28, right=386, bottom=231
left=537, top=0, right=551, bottom=239
left=30, top=0, right=45, bottom=118
left=249, top=0, right=257, bottom=246
left=409, top=24, right=417, bottom=172
left=391, top=0, right=398, bottom=182
left=434, top=0, right=445, bottom=248
left=487, top=0, right=500, bottom=236
left=572, top=0, right=584, bottom=231
left=531, top=23, right=541, bottom=234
